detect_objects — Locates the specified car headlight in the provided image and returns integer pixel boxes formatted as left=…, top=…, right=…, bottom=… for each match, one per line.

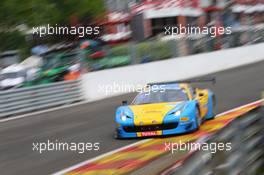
left=173, top=104, right=186, bottom=117
left=121, top=115, right=127, bottom=121
left=174, top=110, right=181, bottom=116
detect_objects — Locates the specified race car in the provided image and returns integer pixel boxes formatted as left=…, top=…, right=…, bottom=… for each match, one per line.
left=114, top=78, right=216, bottom=139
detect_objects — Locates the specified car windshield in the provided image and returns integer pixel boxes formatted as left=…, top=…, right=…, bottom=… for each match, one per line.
left=132, top=89, right=188, bottom=105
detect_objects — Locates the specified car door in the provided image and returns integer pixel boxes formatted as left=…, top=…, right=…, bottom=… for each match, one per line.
left=195, top=89, right=209, bottom=118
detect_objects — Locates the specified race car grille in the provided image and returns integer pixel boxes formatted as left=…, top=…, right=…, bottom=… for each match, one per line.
left=123, top=123, right=178, bottom=133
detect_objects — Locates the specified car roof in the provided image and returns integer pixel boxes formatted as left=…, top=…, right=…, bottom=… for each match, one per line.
left=145, top=83, right=192, bottom=100
left=150, top=83, right=189, bottom=89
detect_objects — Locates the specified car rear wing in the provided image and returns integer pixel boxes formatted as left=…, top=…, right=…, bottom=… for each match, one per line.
left=148, top=77, right=216, bottom=86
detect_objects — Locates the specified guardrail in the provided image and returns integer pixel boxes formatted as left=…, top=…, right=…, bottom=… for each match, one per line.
left=162, top=106, right=264, bottom=175
left=0, top=80, right=84, bottom=118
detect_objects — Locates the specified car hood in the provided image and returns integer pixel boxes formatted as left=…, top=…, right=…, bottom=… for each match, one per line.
left=129, top=102, right=185, bottom=125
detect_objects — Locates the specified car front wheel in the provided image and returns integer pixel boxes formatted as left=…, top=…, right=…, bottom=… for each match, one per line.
left=195, top=108, right=201, bottom=130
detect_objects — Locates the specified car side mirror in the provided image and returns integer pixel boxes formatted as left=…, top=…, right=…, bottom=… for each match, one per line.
left=122, top=100, right=128, bottom=106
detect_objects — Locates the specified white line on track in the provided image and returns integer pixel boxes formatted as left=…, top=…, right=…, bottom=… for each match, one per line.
left=215, top=99, right=263, bottom=117
left=53, top=99, right=263, bottom=175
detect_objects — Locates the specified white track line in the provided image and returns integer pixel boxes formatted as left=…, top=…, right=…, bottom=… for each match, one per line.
left=53, top=99, right=263, bottom=175
left=215, top=99, right=263, bottom=117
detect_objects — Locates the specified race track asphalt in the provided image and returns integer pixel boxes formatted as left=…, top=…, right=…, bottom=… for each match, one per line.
left=0, top=60, right=264, bottom=175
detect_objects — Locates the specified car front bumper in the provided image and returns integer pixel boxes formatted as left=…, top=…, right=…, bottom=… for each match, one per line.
left=115, top=120, right=197, bottom=139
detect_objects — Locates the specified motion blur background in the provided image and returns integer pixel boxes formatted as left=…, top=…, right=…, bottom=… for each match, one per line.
left=0, top=1, right=264, bottom=175
left=0, top=0, right=264, bottom=90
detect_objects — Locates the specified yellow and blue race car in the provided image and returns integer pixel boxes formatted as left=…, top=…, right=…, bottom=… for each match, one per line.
left=115, top=78, right=216, bottom=138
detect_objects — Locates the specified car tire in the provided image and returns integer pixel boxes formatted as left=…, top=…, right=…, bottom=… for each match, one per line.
left=211, top=95, right=216, bottom=119
left=195, top=108, right=201, bottom=130
left=210, top=107, right=216, bottom=120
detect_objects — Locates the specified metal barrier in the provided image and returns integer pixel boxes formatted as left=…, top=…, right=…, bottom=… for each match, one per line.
left=165, top=107, right=264, bottom=175
left=0, top=80, right=84, bottom=118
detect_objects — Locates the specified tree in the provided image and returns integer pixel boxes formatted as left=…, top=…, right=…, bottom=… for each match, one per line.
left=0, top=0, right=105, bottom=56
left=0, top=0, right=105, bottom=28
